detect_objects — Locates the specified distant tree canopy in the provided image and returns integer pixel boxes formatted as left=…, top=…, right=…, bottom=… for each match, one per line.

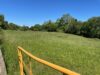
left=80, top=17, right=100, bottom=38
left=20, top=25, right=29, bottom=31
left=0, top=14, right=100, bottom=39
left=30, top=24, right=42, bottom=31
left=42, top=20, right=57, bottom=32
left=0, top=15, right=6, bottom=29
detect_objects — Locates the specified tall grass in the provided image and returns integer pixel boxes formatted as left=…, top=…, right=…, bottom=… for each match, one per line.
left=2, top=30, right=100, bottom=75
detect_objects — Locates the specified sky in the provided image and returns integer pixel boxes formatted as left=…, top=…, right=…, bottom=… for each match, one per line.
left=0, top=0, right=100, bottom=26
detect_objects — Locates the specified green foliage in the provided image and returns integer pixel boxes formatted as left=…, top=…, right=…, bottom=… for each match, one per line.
left=7, top=23, right=20, bottom=30
left=2, top=21, right=9, bottom=29
left=56, top=14, right=81, bottom=34
left=56, top=25, right=66, bottom=32
left=0, top=15, right=6, bottom=29
left=1, top=14, right=100, bottom=39
left=0, top=15, right=4, bottom=25
left=0, top=29, right=3, bottom=45
left=88, top=17, right=100, bottom=38
left=56, top=14, right=74, bottom=32
left=42, top=20, right=57, bottom=32
left=57, top=14, right=73, bottom=27
left=80, top=17, right=100, bottom=38
left=65, top=19, right=82, bottom=35
left=0, top=14, right=20, bottom=30
left=30, top=24, right=42, bottom=31
left=20, top=25, right=29, bottom=31
left=80, top=22, right=90, bottom=36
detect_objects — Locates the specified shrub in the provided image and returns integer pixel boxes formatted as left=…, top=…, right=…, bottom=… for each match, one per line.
left=0, top=29, right=4, bottom=45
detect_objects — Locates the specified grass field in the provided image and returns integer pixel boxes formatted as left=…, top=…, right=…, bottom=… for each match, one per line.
left=1, top=30, right=100, bottom=75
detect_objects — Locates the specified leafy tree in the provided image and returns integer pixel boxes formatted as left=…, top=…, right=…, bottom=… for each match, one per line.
left=80, top=17, right=100, bottom=38
left=2, top=21, right=8, bottom=29
left=65, top=19, right=80, bottom=34
left=20, top=25, right=29, bottom=31
left=30, top=24, right=41, bottom=31
left=0, top=29, right=3, bottom=45
left=0, top=15, right=5, bottom=29
left=7, top=23, right=19, bottom=30
left=88, top=17, right=100, bottom=38
left=57, top=14, right=73, bottom=27
left=42, top=20, right=57, bottom=32
left=56, top=14, right=76, bottom=32
left=1, top=14, right=100, bottom=39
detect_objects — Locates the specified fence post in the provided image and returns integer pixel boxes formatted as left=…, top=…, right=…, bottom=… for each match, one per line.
left=18, top=48, right=24, bottom=75
left=29, top=57, right=33, bottom=75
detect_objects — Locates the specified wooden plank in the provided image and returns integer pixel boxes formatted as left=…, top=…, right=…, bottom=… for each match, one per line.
left=18, top=49, right=24, bottom=75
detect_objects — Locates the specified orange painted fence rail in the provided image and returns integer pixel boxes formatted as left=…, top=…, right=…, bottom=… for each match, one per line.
left=17, top=46, right=80, bottom=75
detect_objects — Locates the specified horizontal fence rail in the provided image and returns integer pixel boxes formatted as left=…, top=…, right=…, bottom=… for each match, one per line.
left=17, top=46, right=80, bottom=75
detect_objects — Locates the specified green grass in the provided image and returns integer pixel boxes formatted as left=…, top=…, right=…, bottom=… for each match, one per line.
left=2, top=30, right=100, bottom=75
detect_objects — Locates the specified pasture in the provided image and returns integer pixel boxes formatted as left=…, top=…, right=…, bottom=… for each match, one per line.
left=1, top=30, right=100, bottom=75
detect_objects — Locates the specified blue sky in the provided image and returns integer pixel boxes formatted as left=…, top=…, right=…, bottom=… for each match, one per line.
left=0, top=0, right=100, bottom=26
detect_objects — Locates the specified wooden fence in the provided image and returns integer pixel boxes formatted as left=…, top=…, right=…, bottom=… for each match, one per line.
left=17, top=46, right=80, bottom=75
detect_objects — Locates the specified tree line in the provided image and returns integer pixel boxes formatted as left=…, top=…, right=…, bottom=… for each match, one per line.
left=0, top=14, right=100, bottom=39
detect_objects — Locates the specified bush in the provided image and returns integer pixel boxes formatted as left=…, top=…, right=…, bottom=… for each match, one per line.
left=30, top=24, right=42, bottom=31
left=0, top=29, right=4, bottom=45
left=42, top=20, right=57, bottom=32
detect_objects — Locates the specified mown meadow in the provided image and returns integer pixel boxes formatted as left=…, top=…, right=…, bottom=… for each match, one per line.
left=1, top=30, right=100, bottom=75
